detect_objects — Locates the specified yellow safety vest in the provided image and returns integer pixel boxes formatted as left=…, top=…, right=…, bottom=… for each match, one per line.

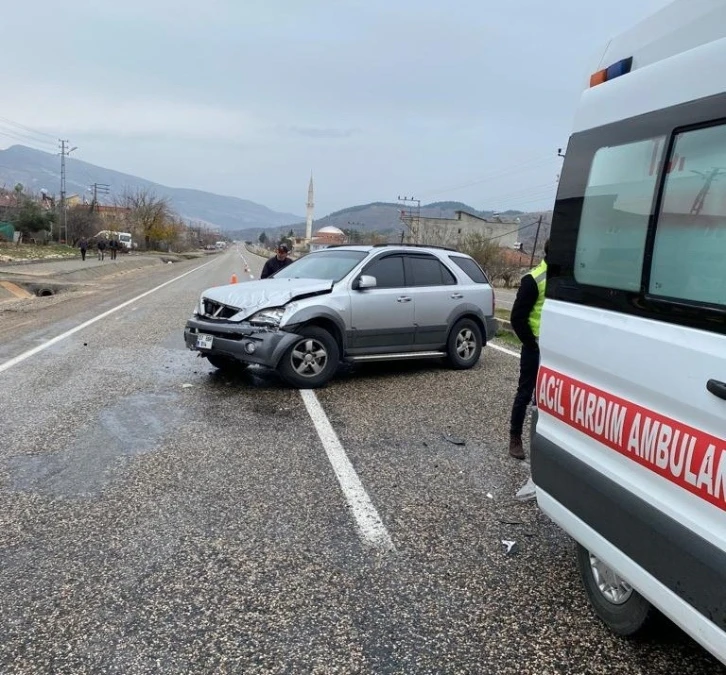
left=527, top=260, right=548, bottom=338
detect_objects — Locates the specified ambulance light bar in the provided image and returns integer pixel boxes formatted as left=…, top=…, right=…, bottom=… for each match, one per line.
left=589, top=56, right=633, bottom=88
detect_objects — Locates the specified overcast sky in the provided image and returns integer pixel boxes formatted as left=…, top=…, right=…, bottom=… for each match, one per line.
left=2, top=0, right=672, bottom=217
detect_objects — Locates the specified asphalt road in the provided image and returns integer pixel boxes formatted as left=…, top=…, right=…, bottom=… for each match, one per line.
left=0, top=248, right=722, bottom=674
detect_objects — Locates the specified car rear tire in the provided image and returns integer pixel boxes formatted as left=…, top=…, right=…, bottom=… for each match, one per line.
left=446, top=318, right=483, bottom=369
left=278, top=326, right=340, bottom=388
left=576, top=543, right=655, bottom=636
left=206, top=354, right=247, bottom=372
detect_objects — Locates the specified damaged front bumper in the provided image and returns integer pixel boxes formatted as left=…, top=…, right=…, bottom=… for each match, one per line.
left=184, top=316, right=299, bottom=368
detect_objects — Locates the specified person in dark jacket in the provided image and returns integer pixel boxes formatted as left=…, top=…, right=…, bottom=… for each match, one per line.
left=261, top=244, right=294, bottom=279
left=109, top=238, right=119, bottom=260
left=508, top=239, right=549, bottom=460
left=78, top=237, right=88, bottom=261
left=97, top=238, right=107, bottom=261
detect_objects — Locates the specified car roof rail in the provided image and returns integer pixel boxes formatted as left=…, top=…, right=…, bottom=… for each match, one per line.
left=372, top=243, right=459, bottom=253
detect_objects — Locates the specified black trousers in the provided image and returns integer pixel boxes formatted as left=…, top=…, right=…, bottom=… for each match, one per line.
left=80, top=248, right=86, bottom=260
left=509, top=342, right=540, bottom=437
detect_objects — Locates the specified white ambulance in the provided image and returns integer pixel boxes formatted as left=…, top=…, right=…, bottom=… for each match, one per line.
left=532, top=0, right=726, bottom=665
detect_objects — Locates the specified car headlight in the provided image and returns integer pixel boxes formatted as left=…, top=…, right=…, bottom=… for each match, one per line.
left=249, top=307, right=286, bottom=326
left=193, top=295, right=205, bottom=316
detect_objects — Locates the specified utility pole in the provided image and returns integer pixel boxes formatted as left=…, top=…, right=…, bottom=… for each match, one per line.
left=59, top=140, right=77, bottom=243
left=529, top=215, right=543, bottom=268
left=90, top=182, right=110, bottom=211
left=397, top=195, right=421, bottom=244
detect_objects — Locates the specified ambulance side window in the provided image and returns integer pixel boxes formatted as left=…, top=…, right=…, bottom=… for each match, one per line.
left=649, top=123, right=726, bottom=308
left=574, top=137, right=665, bottom=292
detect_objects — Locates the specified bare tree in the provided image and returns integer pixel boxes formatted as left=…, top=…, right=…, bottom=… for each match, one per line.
left=118, top=188, right=174, bottom=250
left=458, top=233, right=508, bottom=283
left=66, top=205, right=101, bottom=245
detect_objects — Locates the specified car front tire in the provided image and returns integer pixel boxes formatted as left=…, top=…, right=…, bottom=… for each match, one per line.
left=576, top=543, right=655, bottom=636
left=278, top=326, right=340, bottom=388
left=446, top=318, right=483, bottom=369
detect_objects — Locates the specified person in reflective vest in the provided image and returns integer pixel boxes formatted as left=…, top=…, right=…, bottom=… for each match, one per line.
left=508, top=239, right=548, bottom=460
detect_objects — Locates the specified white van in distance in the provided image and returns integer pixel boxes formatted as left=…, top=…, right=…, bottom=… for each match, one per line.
left=531, top=0, right=726, bottom=666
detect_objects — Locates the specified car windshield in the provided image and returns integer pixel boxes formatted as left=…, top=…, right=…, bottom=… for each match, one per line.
left=273, top=250, right=367, bottom=282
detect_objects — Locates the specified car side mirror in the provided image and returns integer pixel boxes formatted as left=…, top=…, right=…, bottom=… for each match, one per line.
left=355, top=275, right=377, bottom=290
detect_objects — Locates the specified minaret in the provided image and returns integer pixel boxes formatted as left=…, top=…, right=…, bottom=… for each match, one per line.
left=305, top=173, right=314, bottom=242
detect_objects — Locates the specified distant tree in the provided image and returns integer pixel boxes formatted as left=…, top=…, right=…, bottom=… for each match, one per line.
left=459, top=233, right=505, bottom=282
left=15, top=199, right=55, bottom=238
left=287, top=228, right=295, bottom=238
left=66, top=205, right=101, bottom=244
left=119, top=188, right=174, bottom=250
left=259, top=231, right=268, bottom=246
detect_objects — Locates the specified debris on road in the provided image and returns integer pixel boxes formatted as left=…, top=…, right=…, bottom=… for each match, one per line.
left=499, top=518, right=525, bottom=526
left=443, top=433, right=466, bottom=446
left=182, top=383, right=193, bottom=389
left=515, top=477, right=536, bottom=501
left=502, top=540, right=518, bottom=555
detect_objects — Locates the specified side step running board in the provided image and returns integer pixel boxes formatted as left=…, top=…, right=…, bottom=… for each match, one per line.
left=347, top=351, right=446, bottom=363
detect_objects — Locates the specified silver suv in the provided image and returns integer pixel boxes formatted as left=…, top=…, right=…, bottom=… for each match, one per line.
left=184, top=245, right=498, bottom=388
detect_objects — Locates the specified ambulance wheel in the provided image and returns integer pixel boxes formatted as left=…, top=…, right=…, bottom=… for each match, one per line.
left=576, top=544, right=655, bottom=636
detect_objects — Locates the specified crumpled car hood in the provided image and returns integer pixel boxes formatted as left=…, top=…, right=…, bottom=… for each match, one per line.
left=202, top=278, right=334, bottom=319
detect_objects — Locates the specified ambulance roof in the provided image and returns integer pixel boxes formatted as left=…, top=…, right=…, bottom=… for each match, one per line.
left=573, top=0, right=726, bottom=133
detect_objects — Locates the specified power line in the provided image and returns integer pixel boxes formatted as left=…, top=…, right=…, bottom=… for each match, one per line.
left=418, top=153, right=556, bottom=201
left=0, top=127, right=56, bottom=152
left=0, top=116, right=57, bottom=142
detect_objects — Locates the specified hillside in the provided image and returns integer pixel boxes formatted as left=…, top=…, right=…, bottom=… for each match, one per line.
left=0, top=145, right=302, bottom=231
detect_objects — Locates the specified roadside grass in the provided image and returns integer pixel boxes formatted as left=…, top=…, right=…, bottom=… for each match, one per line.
left=0, top=242, right=78, bottom=262
left=494, top=330, right=521, bottom=349
left=495, top=307, right=511, bottom=320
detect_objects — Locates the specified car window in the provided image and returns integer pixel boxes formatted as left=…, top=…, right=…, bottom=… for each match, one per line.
left=364, top=255, right=405, bottom=288
left=649, top=123, right=726, bottom=308
left=273, top=250, right=367, bottom=282
left=574, top=136, right=666, bottom=292
left=407, top=255, right=457, bottom=286
left=448, top=256, right=489, bottom=284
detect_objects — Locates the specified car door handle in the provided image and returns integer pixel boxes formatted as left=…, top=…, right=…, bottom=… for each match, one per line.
left=397, top=296, right=412, bottom=303
left=450, top=293, right=464, bottom=299
left=707, top=379, right=726, bottom=401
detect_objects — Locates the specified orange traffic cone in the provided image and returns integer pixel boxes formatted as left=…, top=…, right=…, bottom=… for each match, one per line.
left=230, top=273, right=238, bottom=284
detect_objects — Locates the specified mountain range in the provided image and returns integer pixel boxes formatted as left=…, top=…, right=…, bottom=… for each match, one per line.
left=0, top=144, right=552, bottom=249
left=0, top=145, right=302, bottom=231
left=238, top=201, right=551, bottom=252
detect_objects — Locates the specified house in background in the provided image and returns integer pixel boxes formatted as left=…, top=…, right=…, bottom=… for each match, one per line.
left=400, top=210, right=520, bottom=249
left=309, top=226, right=347, bottom=251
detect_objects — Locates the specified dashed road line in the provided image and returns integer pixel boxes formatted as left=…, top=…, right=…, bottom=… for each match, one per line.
left=300, top=388, right=395, bottom=553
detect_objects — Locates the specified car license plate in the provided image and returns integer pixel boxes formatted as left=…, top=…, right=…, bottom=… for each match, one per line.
left=196, top=333, right=213, bottom=349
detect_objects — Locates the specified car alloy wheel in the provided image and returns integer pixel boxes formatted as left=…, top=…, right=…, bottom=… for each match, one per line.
left=446, top=318, right=483, bottom=370
left=456, top=327, right=477, bottom=361
left=290, top=338, right=328, bottom=377
left=278, top=325, right=340, bottom=388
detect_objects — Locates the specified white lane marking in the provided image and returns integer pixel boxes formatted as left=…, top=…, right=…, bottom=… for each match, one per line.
left=0, top=258, right=217, bottom=375
left=488, top=342, right=520, bottom=358
left=299, top=388, right=395, bottom=553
